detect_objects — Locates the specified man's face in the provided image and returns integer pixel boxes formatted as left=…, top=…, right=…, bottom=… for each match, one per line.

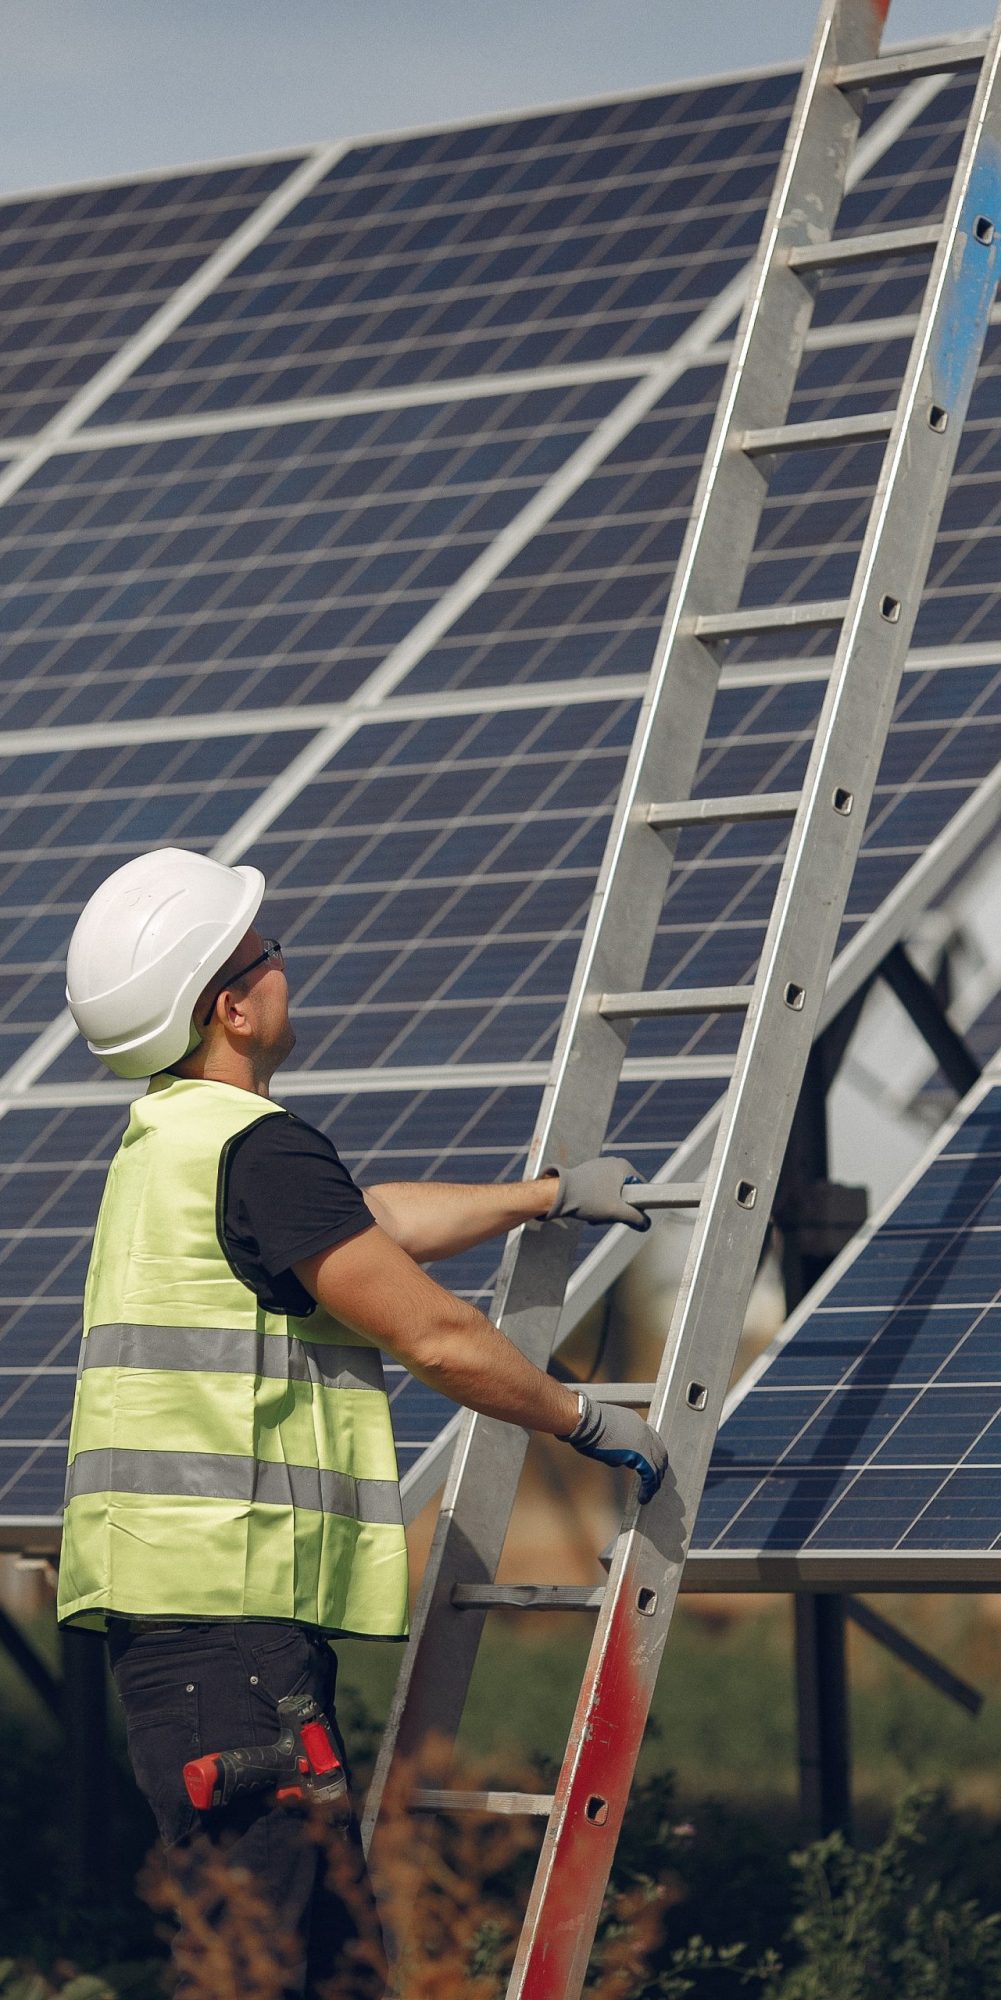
left=229, top=925, right=296, bottom=1068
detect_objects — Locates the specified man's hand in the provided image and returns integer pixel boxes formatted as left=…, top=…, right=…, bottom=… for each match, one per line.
left=543, top=1156, right=650, bottom=1232
left=562, top=1393, right=667, bottom=1503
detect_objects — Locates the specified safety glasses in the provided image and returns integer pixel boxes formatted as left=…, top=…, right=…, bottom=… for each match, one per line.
left=201, top=939, right=283, bottom=1028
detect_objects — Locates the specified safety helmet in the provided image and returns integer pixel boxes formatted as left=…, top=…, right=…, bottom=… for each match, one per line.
left=66, top=848, right=265, bottom=1079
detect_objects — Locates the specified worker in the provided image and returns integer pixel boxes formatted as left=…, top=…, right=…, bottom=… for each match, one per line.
left=57, top=846, right=667, bottom=1999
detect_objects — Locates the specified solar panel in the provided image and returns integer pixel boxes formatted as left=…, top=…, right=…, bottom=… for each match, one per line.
left=1, top=49, right=999, bottom=1540
left=0, top=729, right=314, bottom=1072
left=0, top=386, right=621, bottom=730
left=85, top=76, right=798, bottom=426
left=0, top=159, right=306, bottom=442
left=689, top=1073, right=1001, bottom=1586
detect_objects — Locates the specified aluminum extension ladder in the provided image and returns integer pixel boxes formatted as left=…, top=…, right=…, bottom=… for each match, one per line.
left=363, top=5, right=1001, bottom=1992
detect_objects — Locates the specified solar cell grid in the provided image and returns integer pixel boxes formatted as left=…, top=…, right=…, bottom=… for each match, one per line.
left=731, top=322, right=1001, bottom=656
left=202, top=697, right=636, bottom=1075
left=693, top=1082, right=1001, bottom=1568
left=0, top=157, right=305, bottom=442
left=812, top=73, right=975, bottom=330
left=32, top=635, right=1001, bottom=1097
left=0, top=382, right=625, bottom=731
left=399, top=368, right=723, bottom=696
left=77, top=69, right=981, bottom=431
left=86, top=75, right=801, bottom=425
left=398, top=323, right=1001, bottom=700
left=0, top=1101, right=123, bottom=1530
left=0, top=729, right=313, bottom=1074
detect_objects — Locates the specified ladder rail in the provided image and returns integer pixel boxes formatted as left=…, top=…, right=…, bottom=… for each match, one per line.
left=361, top=0, right=885, bottom=1852
left=508, top=20, right=1001, bottom=1996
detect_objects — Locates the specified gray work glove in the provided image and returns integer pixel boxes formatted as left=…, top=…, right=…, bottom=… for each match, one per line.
left=543, top=1155, right=650, bottom=1231
left=563, top=1393, right=668, bottom=1504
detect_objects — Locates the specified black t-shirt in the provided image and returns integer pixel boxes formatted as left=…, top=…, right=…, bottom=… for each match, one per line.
left=219, top=1111, right=374, bottom=1317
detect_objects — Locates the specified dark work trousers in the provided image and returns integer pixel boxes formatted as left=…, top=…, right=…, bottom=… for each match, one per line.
left=108, top=1619, right=386, bottom=1999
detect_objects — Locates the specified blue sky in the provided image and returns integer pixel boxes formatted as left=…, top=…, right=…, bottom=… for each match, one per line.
left=2, top=0, right=991, bottom=195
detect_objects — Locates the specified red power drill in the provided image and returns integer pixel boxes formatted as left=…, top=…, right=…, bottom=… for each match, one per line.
left=183, top=1689, right=350, bottom=1813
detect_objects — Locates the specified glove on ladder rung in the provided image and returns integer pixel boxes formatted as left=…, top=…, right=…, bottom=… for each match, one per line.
left=737, top=410, right=895, bottom=455
left=646, top=791, right=800, bottom=828
left=452, top=1585, right=605, bottom=1611
left=412, top=1789, right=555, bottom=1817
left=600, top=985, right=753, bottom=1018
left=834, top=40, right=988, bottom=88
left=693, top=599, right=847, bottom=639
left=788, top=222, right=941, bottom=270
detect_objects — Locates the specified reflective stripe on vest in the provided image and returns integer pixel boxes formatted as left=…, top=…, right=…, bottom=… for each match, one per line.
left=65, top=1447, right=404, bottom=1522
left=81, top=1322, right=386, bottom=1393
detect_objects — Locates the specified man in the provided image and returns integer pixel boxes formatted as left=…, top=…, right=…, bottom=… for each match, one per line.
left=58, top=846, right=667, bottom=1996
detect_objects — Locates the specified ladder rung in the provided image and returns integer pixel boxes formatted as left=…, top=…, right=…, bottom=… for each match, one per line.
left=647, top=791, right=800, bottom=829
left=564, top=1383, right=658, bottom=1404
left=600, top=985, right=753, bottom=1019
left=411, top=1788, right=555, bottom=1816
left=833, top=40, right=988, bottom=89
left=788, top=223, right=941, bottom=271
left=627, top=1055, right=735, bottom=1080
left=632, top=1180, right=704, bottom=1210
left=736, top=410, right=895, bottom=456
left=452, top=1585, right=605, bottom=1611
left=693, top=600, right=848, bottom=640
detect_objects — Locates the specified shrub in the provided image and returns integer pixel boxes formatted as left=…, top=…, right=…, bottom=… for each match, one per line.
left=763, top=1790, right=1001, bottom=2000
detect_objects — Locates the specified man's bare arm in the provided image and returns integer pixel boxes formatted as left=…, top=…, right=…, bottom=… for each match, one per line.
left=294, top=1225, right=579, bottom=1436
left=362, top=1177, right=556, bottom=1263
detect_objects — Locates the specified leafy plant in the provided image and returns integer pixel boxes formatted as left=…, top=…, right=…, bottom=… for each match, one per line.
left=763, top=1790, right=1001, bottom=2000
left=0, top=1964, right=116, bottom=1999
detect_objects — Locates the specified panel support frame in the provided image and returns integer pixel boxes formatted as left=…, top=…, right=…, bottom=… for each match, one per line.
left=60, top=1625, right=109, bottom=1901
left=879, top=941, right=982, bottom=1096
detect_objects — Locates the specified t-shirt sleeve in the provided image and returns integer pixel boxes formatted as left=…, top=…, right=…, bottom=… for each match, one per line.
left=221, top=1113, right=375, bottom=1290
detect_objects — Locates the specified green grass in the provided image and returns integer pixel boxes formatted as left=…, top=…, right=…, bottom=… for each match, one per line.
left=335, top=1594, right=1001, bottom=1809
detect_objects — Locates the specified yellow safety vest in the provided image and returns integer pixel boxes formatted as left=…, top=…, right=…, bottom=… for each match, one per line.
left=56, top=1074, right=409, bottom=1639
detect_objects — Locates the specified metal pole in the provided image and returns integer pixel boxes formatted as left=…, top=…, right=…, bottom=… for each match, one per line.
left=794, top=1594, right=851, bottom=1837
left=778, top=1041, right=855, bottom=1838
left=0, top=1606, right=63, bottom=1724
left=60, top=1625, right=110, bottom=1900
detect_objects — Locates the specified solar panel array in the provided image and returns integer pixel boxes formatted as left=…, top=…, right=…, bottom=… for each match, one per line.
left=0, top=159, right=303, bottom=443
left=692, top=1074, right=1001, bottom=1582
left=2, top=48, right=1000, bottom=1543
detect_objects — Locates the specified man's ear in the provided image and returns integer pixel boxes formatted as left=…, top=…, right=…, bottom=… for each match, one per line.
left=219, top=987, right=253, bottom=1037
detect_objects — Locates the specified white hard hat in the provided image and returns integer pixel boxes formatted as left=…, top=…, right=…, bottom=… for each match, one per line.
left=66, top=847, right=266, bottom=1079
